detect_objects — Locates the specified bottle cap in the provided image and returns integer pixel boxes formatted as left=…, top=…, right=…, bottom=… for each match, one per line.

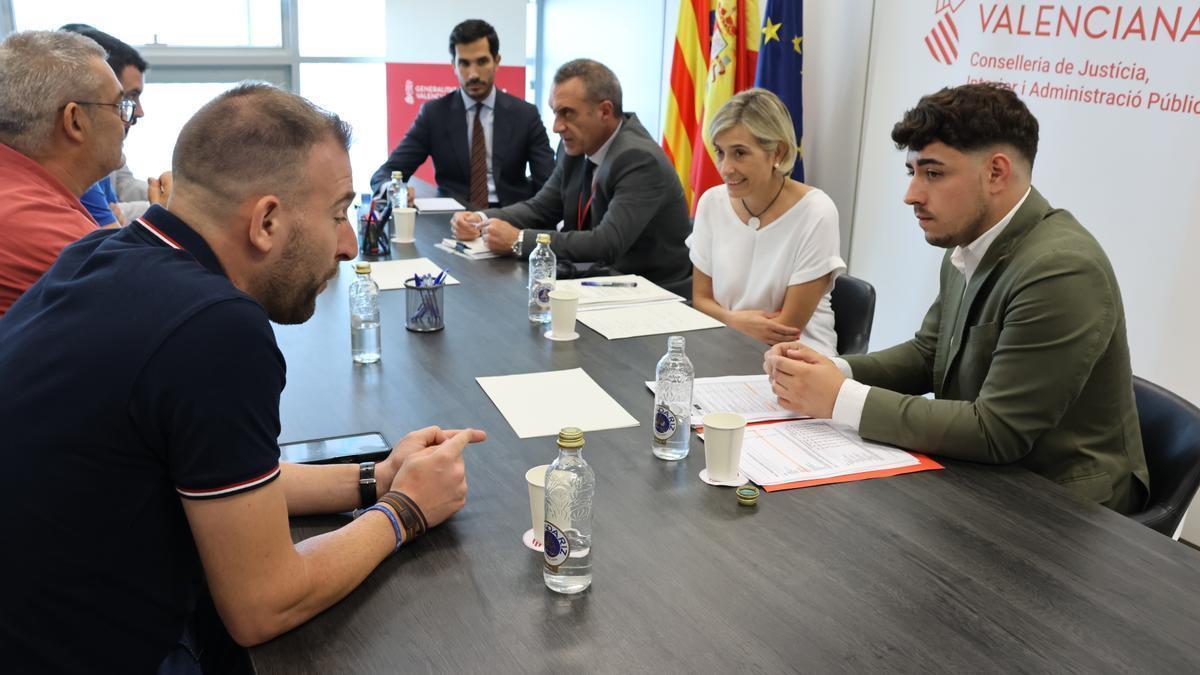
left=355, top=262, right=371, bottom=274
left=391, top=170, right=403, bottom=180
left=557, top=427, right=585, bottom=449
left=736, top=484, right=760, bottom=507
left=536, top=233, right=552, bottom=244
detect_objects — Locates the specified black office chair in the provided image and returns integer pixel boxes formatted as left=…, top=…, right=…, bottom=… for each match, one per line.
left=661, top=275, right=693, bottom=303
left=1129, top=376, right=1200, bottom=539
left=830, top=273, right=876, bottom=355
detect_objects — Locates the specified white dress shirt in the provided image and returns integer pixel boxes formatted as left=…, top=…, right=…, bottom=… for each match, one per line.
left=461, top=87, right=497, bottom=204
left=828, top=187, right=1032, bottom=430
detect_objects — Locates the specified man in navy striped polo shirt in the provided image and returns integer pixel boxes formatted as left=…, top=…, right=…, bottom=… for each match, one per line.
left=0, top=83, right=484, bottom=673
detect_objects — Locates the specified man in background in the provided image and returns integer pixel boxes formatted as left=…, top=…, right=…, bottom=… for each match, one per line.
left=452, top=59, right=692, bottom=285
left=370, top=19, right=554, bottom=208
left=63, top=23, right=171, bottom=224
left=0, top=30, right=130, bottom=315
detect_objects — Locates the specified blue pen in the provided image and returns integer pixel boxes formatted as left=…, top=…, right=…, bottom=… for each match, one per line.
left=454, top=241, right=468, bottom=252
left=581, top=281, right=637, bottom=287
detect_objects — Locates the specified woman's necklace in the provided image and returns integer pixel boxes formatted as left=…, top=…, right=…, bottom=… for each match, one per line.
left=741, top=175, right=787, bottom=229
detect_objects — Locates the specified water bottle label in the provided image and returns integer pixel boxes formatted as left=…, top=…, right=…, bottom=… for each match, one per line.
left=533, top=281, right=553, bottom=308
left=653, top=404, right=679, bottom=442
left=543, top=520, right=569, bottom=570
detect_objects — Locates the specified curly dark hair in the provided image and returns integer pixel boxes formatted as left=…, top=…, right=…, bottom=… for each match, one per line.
left=891, top=83, right=1039, bottom=167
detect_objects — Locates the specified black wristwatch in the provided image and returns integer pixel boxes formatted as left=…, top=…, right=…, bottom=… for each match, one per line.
left=510, top=232, right=524, bottom=258
left=358, top=461, right=377, bottom=509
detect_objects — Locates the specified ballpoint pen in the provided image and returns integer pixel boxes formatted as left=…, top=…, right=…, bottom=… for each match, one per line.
left=580, top=281, right=638, bottom=287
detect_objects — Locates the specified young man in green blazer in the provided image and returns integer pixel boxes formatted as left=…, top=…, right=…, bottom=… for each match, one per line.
left=764, top=83, right=1149, bottom=514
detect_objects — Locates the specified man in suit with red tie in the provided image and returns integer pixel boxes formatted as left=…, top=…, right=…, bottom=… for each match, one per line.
left=451, top=59, right=692, bottom=285
left=370, top=19, right=554, bottom=209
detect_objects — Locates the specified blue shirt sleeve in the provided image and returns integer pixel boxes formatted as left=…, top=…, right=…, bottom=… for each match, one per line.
left=79, top=180, right=117, bottom=226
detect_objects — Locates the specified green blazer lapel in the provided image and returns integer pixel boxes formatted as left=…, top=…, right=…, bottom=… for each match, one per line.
left=937, top=187, right=1051, bottom=393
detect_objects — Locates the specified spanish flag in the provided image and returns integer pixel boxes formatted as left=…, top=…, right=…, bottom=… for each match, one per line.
left=662, top=0, right=760, bottom=214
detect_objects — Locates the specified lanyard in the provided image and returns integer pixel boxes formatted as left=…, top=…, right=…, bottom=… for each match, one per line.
left=576, top=160, right=597, bottom=231
left=576, top=190, right=595, bottom=231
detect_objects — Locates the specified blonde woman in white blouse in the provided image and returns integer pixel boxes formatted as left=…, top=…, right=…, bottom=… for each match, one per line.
left=687, top=88, right=845, bottom=354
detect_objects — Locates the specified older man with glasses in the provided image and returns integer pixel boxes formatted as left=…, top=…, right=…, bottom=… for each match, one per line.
left=64, top=24, right=172, bottom=225
left=0, top=29, right=130, bottom=316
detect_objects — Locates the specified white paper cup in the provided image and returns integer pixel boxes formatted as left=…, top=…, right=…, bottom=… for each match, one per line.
left=392, top=207, right=417, bottom=244
left=703, top=412, right=747, bottom=483
left=548, top=289, right=579, bottom=338
left=525, top=464, right=550, bottom=538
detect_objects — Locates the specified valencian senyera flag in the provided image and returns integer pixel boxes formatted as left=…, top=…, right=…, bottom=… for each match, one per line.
left=663, top=0, right=760, bottom=214
left=755, top=0, right=805, bottom=181
left=661, top=0, right=712, bottom=212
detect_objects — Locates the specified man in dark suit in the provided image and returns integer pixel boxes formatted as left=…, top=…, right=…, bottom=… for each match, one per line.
left=370, top=19, right=553, bottom=208
left=763, top=83, right=1148, bottom=514
left=451, top=59, right=691, bottom=285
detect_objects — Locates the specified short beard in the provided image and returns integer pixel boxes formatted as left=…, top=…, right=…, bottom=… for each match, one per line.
left=259, top=222, right=330, bottom=325
left=926, top=195, right=990, bottom=249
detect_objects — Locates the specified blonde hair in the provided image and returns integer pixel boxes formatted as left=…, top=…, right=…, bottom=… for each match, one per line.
left=709, top=87, right=797, bottom=175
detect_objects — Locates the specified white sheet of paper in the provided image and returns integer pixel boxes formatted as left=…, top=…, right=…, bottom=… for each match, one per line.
left=646, top=374, right=805, bottom=427
left=577, top=301, right=723, bottom=340
left=554, top=275, right=682, bottom=310
left=735, top=419, right=919, bottom=486
left=476, top=368, right=640, bottom=439
left=414, top=197, right=465, bottom=212
left=349, top=258, right=459, bottom=290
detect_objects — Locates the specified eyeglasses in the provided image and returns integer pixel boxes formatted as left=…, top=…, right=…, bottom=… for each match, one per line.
left=74, top=98, right=137, bottom=124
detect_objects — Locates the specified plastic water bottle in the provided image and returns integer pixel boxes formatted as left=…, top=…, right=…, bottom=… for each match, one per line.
left=386, top=170, right=408, bottom=237
left=652, top=335, right=694, bottom=460
left=527, top=233, right=555, bottom=324
left=544, top=427, right=593, bottom=594
left=349, top=262, right=381, bottom=364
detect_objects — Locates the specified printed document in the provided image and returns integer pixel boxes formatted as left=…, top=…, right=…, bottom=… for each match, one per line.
left=736, top=419, right=933, bottom=488
left=646, top=374, right=805, bottom=427
left=437, top=237, right=498, bottom=260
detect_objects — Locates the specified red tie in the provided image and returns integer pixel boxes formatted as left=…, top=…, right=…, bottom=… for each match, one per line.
left=469, top=103, right=488, bottom=210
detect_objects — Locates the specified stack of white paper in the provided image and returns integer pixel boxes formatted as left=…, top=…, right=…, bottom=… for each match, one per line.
left=436, top=237, right=497, bottom=260
left=737, top=419, right=919, bottom=487
left=554, top=275, right=683, bottom=312
left=348, top=258, right=459, bottom=290
left=578, top=301, right=722, bottom=340
left=414, top=197, right=465, bottom=212
left=645, top=374, right=805, bottom=427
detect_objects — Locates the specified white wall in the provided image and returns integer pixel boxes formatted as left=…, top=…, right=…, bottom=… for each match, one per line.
left=384, top=0, right=525, bottom=64
left=538, top=0, right=670, bottom=146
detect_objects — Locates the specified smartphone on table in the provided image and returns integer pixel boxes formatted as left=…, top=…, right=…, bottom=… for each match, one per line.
left=279, top=431, right=390, bottom=465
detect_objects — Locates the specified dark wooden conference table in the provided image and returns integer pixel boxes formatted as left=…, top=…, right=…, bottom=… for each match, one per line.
left=252, top=213, right=1200, bottom=673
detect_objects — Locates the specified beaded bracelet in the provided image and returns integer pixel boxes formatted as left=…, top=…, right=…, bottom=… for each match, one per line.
left=362, top=503, right=404, bottom=553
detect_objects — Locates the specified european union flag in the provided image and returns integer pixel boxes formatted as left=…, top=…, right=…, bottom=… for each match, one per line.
left=754, top=0, right=804, bottom=182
